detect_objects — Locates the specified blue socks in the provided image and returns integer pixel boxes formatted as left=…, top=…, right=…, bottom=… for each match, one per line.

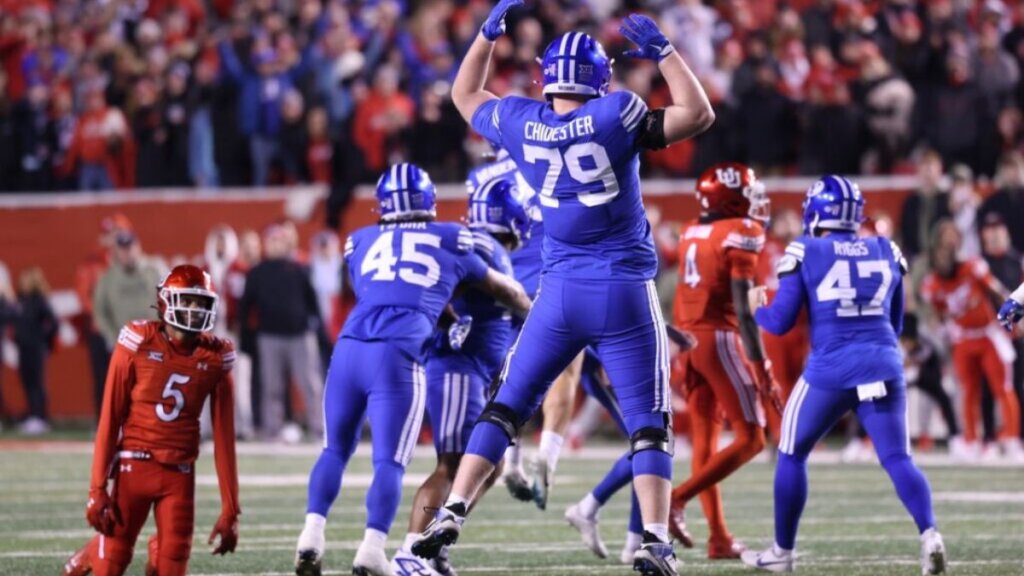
left=880, top=454, right=936, bottom=533
left=366, top=460, right=406, bottom=533
left=593, top=452, right=633, bottom=504
left=306, top=447, right=351, bottom=517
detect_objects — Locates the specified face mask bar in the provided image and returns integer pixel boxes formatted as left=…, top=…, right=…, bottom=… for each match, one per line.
left=160, top=288, right=218, bottom=333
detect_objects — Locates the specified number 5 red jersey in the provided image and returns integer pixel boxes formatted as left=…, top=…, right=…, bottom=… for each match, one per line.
left=673, top=217, right=765, bottom=331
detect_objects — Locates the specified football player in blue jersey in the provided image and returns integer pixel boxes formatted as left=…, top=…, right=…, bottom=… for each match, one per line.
left=294, top=163, right=531, bottom=576
left=998, top=282, right=1024, bottom=331
left=391, top=175, right=530, bottom=576
left=411, top=2, right=714, bottom=574
left=740, top=176, right=946, bottom=574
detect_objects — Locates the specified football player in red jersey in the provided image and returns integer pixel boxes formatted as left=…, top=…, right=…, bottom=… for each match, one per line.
left=921, top=220, right=1022, bottom=459
left=63, top=265, right=240, bottom=576
left=667, top=163, right=779, bottom=558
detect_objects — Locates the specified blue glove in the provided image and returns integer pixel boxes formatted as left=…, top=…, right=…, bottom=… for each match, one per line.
left=481, top=0, right=524, bottom=41
left=448, top=315, right=473, bottom=351
left=997, top=298, right=1024, bottom=332
left=620, top=14, right=674, bottom=62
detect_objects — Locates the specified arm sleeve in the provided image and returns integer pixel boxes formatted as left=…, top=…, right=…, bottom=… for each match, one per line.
left=90, top=342, right=134, bottom=491
left=453, top=227, right=489, bottom=282
left=890, top=276, right=905, bottom=336
left=755, top=270, right=806, bottom=336
left=470, top=99, right=503, bottom=147
left=211, top=370, right=241, bottom=517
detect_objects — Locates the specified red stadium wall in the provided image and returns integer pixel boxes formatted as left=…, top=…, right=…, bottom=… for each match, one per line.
left=0, top=179, right=916, bottom=420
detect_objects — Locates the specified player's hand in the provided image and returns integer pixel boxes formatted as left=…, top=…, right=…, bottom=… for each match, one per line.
left=85, top=488, right=121, bottom=536
left=481, top=0, right=524, bottom=41
left=620, top=14, right=674, bottom=62
left=751, top=359, right=783, bottom=415
left=448, top=315, right=473, bottom=351
left=748, top=285, right=768, bottom=312
left=208, top=514, right=238, bottom=555
left=665, top=324, right=697, bottom=352
left=997, top=298, right=1024, bottom=332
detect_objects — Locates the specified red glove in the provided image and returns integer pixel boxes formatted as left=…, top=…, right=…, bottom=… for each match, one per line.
left=86, top=487, right=121, bottom=536
left=752, top=359, right=784, bottom=417
left=209, top=514, right=239, bottom=555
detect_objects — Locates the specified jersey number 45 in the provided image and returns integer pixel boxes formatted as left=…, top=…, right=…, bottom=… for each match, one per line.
left=361, top=231, right=441, bottom=289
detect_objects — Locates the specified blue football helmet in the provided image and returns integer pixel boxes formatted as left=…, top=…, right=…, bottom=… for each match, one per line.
left=540, top=31, right=611, bottom=98
left=802, top=175, right=865, bottom=236
left=468, top=176, right=530, bottom=244
left=375, top=163, right=437, bottom=222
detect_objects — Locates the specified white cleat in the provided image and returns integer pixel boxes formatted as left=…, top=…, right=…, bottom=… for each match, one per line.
left=920, top=528, right=946, bottom=575
left=353, top=543, right=394, bottom=576
left=564, top=504, right=608, bottom=559
left=741, top=544, right=795, bottom=573
left=620, top=540, right=640, bottom=565
left=1001, top=438, right=1024, bottom=463
left=503, top=465, right=533, bottom=502
left=530, top=457, right=551, bottom=510
left=295, top=526, right=325, bottom=576
left=391, top=549, right=441, bottom=576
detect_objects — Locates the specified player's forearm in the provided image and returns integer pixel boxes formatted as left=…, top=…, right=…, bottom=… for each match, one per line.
left=90, top=353, right=131, bottom=489
left=754, top=274, right=803, bottom=335
left=1011, top=282, right=1024, bottom=305
left=732, top=279, right=765, bottom=362
left=452, top=34, right=499, bottom=122
left=657, top=51, right=715, bottom=144
left=212, top=379, right=241, bottom=517
left=481, top=270, right=531, bottom=316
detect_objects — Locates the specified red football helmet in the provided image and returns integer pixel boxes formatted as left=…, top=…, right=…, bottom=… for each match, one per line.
left=157, top=264, right=218, bottom=333
left=695, top=162, right=770, bottom=222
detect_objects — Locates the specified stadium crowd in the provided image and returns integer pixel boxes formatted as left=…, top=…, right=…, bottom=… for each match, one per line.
left=4, top=0, right=1024, bottom=192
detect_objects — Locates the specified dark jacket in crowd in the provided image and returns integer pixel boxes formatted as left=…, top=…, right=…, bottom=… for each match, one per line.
left=238, top=258, right=322, bottom=337
left=739, top=85, right=796, bottom=169
left=13, top=291, right=58, bottom=349
left=899, top=189, right=952, bottom=260
left=983, top=248, right=1024, bottom=292
left=979, top=187, right=1024, bottom=254
left=13, top=99, right=58, bottom=191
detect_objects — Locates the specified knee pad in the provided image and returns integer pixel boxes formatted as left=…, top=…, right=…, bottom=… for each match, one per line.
left=630, top=426, right=672, bottom=457
left=477, top=401, right=521, bottom=443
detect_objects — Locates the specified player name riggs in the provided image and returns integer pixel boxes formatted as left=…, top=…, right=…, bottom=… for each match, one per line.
left=833, top=240, right=870, bottom=257
left=524, top=116, right=595, bottom=142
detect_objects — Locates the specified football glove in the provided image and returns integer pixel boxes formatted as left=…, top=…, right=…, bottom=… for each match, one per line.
left=86, top=487, right=121, bottom=536
left=620, top=14, right=675, bottom=62
left=997, top=298, right=1024, bottom=332
left=481, top=0, right=524, bottom=41
left=752, top=359, right=784, bottom=417
left=209, top=513, right=239, bottom=555
left=664, top=324, right=697, bottom=352
left=448, top=315, right=474, bottom=352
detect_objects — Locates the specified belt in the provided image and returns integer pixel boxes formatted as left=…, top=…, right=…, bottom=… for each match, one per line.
left=117, top=450, right=152, bottom=460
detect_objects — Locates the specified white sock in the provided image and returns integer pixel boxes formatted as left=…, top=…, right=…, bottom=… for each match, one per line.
left=773, top=542, right=793, bottom=555
left=402, top=532, right=421, bottom=551
left=624, top=531, right=642, bottom=551
left=578, top=493, right=601, bottom=519
left=362, top=528, right=388, bottom=549
left=504, top=443, right=522, bottom=470
left=539, top=431, right=564, bottom=472
left=920, top=527, right=937, bottom=541
left=444, top=493, right=470, bottom=511
left=644, top=523, right=669, bottom=543
left=297, top=513, right=327, bottom=551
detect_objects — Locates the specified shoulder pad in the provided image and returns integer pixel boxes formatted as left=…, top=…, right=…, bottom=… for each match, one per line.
left=776, top=241, right=806, bottom=277
left=117, top=321, right=156, bottom=352
left=618, top=91, right=649, bottom=134
left=343, top=236, right=354, bottom=258
left=887, top=239, right=908, bottom=275
left=455, top=226, right=475, bottom=254
left=722, top=220, right=766, bottom=253
left=472, top=230, right=496, bottom=260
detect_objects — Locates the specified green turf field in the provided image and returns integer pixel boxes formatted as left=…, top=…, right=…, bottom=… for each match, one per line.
left=1, top=442, right=1022, bottom=575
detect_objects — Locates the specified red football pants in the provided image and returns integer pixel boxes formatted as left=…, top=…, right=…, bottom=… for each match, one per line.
left=952, top=335, right=1020, bottom=443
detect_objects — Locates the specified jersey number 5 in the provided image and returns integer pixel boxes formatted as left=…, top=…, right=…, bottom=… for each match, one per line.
left=816, top=259, right=892, bottom=317
left=156, top=373, right=190, bottom=422
left=362, top=231, right=441, bottom=288
left=523, top=142, right=620, bottom=207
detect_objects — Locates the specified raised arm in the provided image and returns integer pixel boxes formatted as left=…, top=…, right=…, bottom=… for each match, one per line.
left=451, top=0, right=522, bottom=122
left=619, top=14, right=715, bottom=146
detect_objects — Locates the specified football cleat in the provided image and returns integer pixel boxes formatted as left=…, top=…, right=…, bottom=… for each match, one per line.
left=632, top=532, right=678, bottom=576
left=503, top=465, right=533, bottom=502
left=565, top=503, right=608, bottom=559
left=530, top=457, right=551, bottom=510
left=920, top=528, right=947, bottom=575
left=391, top=548, right=441, bottom=576
left=708, top=536, right=746, bottom=560
left=352, top=542, right=393, bottom=576
left=412, top=505, right=465, bottom=560
left=63, top=544, right=93, bottom=576
left=295, top=549, right=323, bottom=576
left=740, top=545, right=795, bottom=573
left=668, top=502, right=694, bottom=548
left=431, top=546, right=458, bottom=576
left=621, top=538, right=641, bottom=565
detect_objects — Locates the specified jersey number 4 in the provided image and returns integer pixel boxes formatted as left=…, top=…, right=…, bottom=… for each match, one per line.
left=816, top=259, right=892, bottom=317
left=361, top=231, right=441, bottom=288
left=523, top=142, right=620, bottom=207
left=156, top=373, right=190, bottom=422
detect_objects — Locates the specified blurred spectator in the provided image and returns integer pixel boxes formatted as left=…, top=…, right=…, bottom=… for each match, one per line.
left=226, top=229, right=261, bottom=440
left=13, top=81, right=57, bottom=191
left=409, top=81, right=467, bottom=182
left=857, top=41, right=915, bottom=173
left=163, top=62, right=193, bottom=188
left=920, top=51, right=991, bottom=175
left=132, top=79, right=168, bottom=188
left=0, top=261, right=15, bottom=425
left=799, top=82, right=865, bottom=175
left=979, top=151, right=1024, bottom=254
left=739, top=62, right=795, bottom=174
left=188, top=57, right=220, bottom=188
left=309, top=230, right=342, bottom=337
left=239, top=225, right=323, bottom=441
left=203, top=224, right=239, bottom=335
left=64, top=89, right=133, bottom=191
left=74, top=214, right=132, bottom=418
left=92, top=232, right=165, bottom=394
left=13, top=267, right=57, bottom=436
left=665, top=0, right=718, bottom=79
left=948, top=164, right=981, bottom=260
left=353, top=64, right=414, bottom=179
left=899, top=149, right=950, bottom=261
left=306, top=107, right=332, bottom=185
left=278, top=89, right=307, bottom=183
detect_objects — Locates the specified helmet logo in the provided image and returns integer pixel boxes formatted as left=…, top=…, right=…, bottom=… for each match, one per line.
left=809, top=180, right=826, bottom=197
left=579, top=64, right=594, bottom=80
left=544, top=63, right=557, bottom=76
left=716, top=167, right=742, bottom=189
